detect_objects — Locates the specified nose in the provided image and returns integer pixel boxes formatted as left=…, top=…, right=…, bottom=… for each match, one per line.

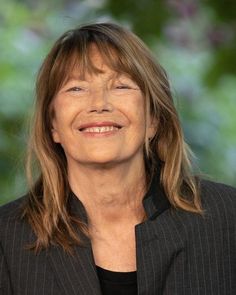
left=87, top=88, right=113, bottom=113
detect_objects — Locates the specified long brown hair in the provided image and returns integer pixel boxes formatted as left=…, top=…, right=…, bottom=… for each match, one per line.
left=23, top=22, right=202, bottom=253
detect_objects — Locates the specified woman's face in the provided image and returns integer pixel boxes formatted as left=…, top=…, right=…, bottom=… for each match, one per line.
left=51, top=46, right=156, bottom=170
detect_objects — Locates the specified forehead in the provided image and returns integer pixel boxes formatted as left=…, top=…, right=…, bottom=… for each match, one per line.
left=62, top=44, right=130, bottom=84
left=88, top=44, right=106, bottom=67
left=70, top=54, right=133, bottom=83
left=50, top=40, right=145, bottom=96
left=71, top=46, right=114, bottom=77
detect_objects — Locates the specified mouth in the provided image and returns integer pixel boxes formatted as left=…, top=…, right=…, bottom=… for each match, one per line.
left=78, top=122, right=123, bottom=134
left=80, top=126, right=121, bottom=133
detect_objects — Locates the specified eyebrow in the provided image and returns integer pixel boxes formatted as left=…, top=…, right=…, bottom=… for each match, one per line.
left=66, top=74, right=86, bottom=81
left=66, top=72, right=128, bottom=82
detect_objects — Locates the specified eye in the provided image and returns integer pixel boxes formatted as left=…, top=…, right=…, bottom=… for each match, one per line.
left=115, top=84, right=131, bottom=89
left=66, top=87, right=83, bottom=92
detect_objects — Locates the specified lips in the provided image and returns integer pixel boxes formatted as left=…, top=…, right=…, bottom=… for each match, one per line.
left=78, top=121, right=123, bottom=133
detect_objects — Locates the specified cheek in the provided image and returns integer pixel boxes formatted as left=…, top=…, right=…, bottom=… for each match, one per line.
left=119, top=93, right=146, bottom=117
left=51, top=107, right=71, bottom=143
left=129, top=97, right=146, bottom=126
left=52, top=99, right=79, bottom=127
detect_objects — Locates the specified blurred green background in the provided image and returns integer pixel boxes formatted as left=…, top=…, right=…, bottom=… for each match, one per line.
left=0, top=0, right=236, bottom=205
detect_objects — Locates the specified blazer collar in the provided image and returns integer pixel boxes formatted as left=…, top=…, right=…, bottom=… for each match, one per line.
left=47, top=168, right=170, bottom=295
left=142, top=168, right=171, bottom=220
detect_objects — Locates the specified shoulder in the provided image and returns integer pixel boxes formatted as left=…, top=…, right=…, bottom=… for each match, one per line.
left=199, top=178, right=236, bottom=219
left=199, top=178, right=236, bottom=205
left=0, top=195, right=28, bottom=220
left=0, top=195, right=30, bottom=241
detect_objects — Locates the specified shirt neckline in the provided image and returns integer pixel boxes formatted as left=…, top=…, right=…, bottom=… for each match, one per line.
left=96, top=265, right=137, bottom=283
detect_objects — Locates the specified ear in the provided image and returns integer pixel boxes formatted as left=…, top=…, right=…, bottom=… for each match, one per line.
left=147, top=116, right=157, bottom=140
left=51, top=120, right=61, bottom=143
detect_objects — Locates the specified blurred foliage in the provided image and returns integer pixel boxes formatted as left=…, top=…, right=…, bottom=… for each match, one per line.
left=0, top=0, right=236, bottom=205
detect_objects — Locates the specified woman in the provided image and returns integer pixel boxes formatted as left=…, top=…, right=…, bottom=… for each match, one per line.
left=0, top=22, right=235, bottom=295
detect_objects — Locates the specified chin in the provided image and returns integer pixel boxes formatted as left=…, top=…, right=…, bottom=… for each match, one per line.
left=85, top=155, right=121, bottom=166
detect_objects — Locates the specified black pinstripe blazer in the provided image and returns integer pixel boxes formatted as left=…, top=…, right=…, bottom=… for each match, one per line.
left=1, top=176, right=236, bottom=295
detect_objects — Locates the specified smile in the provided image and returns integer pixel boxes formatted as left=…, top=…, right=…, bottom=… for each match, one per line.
left=81, top=126, right=120, bottom=133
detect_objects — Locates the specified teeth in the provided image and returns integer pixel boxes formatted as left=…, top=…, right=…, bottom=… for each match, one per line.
left=82, top=126, right=119, bottom=133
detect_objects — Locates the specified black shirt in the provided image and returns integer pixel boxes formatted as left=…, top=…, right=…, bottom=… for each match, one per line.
left=96, top=265, right=137, bottom=295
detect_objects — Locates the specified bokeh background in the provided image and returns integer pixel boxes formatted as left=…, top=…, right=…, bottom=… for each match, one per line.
left=1, top=0, right=236, bottom=205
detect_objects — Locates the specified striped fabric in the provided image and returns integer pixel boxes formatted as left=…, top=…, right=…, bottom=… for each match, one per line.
left=0, top=178, right=236, bottom=294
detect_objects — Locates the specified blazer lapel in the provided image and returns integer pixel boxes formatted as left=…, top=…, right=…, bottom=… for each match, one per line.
left=48, top=193, right=102, bottom=295
left=135, top=170, right=174, bottom=294
left=48, top=242, right=102, bottom=295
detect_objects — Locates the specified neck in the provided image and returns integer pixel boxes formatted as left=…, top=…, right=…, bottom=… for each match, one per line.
left=68, top=158, right=147, bottom=229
